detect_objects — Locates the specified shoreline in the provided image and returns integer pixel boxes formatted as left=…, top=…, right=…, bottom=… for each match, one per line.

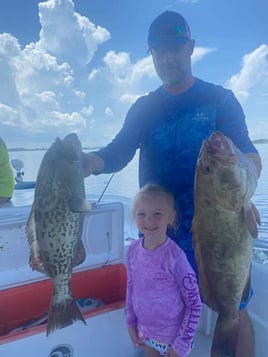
left=7, top=140, right=268, bottom=152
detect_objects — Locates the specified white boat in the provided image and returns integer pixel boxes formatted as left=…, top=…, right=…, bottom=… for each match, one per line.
left=0, top=192, right=267, bottom=357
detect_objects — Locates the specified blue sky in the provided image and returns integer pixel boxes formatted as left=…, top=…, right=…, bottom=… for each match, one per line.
left=0, top=0, right=267, bottom=148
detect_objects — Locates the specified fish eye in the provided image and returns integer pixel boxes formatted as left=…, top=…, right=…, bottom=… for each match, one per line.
left=203, top=165, right=213, bottom=175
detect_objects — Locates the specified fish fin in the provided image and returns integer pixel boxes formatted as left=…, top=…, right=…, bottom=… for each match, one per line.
left=46, top=298, right=86, bottom=336
left=26, top=209, right=47, bottom=274
left=250, top=201, right=261, bottom=226
left=211, top=315, right=239, bottom=357
left=191, top=217, right=197, bottom=238
left=26, top=207, right=35, bottom=247
left=29, top=258, right=47, bottom=275
left=191, top=217, right=200, bottom=248
left=68, top=197, right=91, bottom=212
left=72, top=239, right=86, bottom=267
left=243, top=202, right=261, bottom=238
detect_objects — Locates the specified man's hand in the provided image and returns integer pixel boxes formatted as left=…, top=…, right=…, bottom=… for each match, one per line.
left=82, top=152, right=104, bottom=177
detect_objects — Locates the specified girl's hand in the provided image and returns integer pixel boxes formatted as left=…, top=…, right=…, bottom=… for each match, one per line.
left=127, top=326, right=144, bottom=347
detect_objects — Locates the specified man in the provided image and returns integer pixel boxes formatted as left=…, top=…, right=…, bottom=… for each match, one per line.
left=83, top=11, right=262, bottom=356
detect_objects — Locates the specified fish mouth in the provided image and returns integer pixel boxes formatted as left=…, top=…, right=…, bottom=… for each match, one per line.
left=54, top=134, right=82, bottom=161
left=203, top=132, right=238, bottom=165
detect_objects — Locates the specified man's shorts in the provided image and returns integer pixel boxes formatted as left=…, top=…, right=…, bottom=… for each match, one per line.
left=240, top=287, right=254, bottom=310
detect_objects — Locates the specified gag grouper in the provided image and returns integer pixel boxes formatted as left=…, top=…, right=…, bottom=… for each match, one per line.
left=26, top=133, right=91, bottom=335
left=192, top=131, right=260, bottom=357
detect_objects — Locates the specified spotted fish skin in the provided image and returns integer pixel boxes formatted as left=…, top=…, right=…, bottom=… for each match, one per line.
left=26, top=133, right=91, bottom=335
left=192, top=131, right=260, bottom=357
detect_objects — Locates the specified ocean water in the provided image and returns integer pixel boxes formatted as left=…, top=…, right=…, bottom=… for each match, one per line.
left=8, top=144, right=267, bottom=243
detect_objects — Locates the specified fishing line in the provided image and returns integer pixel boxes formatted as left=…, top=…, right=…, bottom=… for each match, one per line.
left=97, top=172, right=115, bottom=203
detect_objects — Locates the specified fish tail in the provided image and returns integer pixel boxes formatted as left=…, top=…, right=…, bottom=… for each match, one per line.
left=211, top=315, right=239, bottom=357
left=46, top=298, right=86, bottom=336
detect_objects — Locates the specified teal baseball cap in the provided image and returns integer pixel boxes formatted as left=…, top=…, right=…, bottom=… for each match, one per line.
left=147, top=11, right=191, bottom=51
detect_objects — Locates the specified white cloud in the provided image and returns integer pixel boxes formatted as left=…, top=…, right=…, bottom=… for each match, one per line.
left=225, top=45, right=268, bottom=140
left=0, top=0, right=111, bottom=144
left=88, top=69, right=100, bottom=81
left=120, top=93, right=141, bottom=104
left=104, top=107, right=114, bottom=117
left=226, top=45, right=268, bottom=102
left=0, top=0, right=266, bottom=146
left=101, top=52, right=158, bottom=100
left=130, top=56, right=156, bottom=82
left=192, top=46, right=217, bottom=64
left=103, top=51, right=131, bottom=74
left=0, top=104, right=20, bottom=126
left=0, top=33, right=23, bottom=107
left=47, top=111, right=86, bottom=128
left=0, top=14, right=225, bottom=146
left=38, top=0, right=110, bottom=67
left=81, top=105, right=94, bottom=117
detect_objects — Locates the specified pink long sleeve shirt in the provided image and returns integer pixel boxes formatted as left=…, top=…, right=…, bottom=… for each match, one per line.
left=125, top=237, right=202, bottom=357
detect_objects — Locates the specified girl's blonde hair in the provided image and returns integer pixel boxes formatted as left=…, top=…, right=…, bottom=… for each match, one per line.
left=133, top=183, right=176, bottom=224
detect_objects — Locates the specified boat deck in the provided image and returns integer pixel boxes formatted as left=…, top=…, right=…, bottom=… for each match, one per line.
left=191, top=331, right=212, bottom=356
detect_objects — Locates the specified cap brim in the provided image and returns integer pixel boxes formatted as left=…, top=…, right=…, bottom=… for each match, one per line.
left=147, top=37, right=189, bottom=52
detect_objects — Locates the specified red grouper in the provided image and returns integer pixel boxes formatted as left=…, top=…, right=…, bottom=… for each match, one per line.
left=26, top=133, right=91, bottom=335
left=192, top=131, right=261, bottom=357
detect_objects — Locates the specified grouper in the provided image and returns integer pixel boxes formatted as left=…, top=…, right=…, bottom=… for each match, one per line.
left=26, top=133, right=91, bottom=335
left=192, top=131, right=260, bottom=357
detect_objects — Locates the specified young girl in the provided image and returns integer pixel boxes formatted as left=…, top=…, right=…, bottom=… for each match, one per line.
left=125, top=184, right=202, bottom=357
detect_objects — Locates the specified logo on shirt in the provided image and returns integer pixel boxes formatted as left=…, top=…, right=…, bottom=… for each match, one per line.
left=192, top=112, right=209, bottom=122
